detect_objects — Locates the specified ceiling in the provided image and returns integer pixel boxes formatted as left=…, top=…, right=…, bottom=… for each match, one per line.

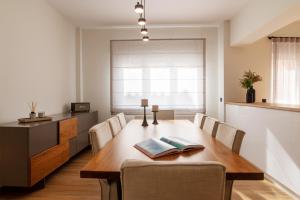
left=47, top=0, right=249, bottom=27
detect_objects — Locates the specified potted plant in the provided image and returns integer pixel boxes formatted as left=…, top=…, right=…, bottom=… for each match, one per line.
left=240, top=70, right=262, bottom=103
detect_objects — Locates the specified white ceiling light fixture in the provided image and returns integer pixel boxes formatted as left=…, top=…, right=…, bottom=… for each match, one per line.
left=133, top=0, right=149, bottom=41
left=134, top=1, right=144, bottom=14
left=141, top=27, right=148, bottom=35
left=138, top=16, right=146, bottom=26
left=142, top=35, right=149, bottom=42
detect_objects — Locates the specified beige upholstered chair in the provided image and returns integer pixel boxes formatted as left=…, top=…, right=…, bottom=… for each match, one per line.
left=202, top=116, right=219, bottom=137
left=216, top=123, right=245, bottom=154
left=117, top=113, right=127, bottom=129
left=107, top=116, right=122, bottom=136
left=89, top=122, right=113, bottom=153
left=156, top=110, right=175, bottom=120
left=193, top=113, right=206, bottom=128
left=89, top=122, right=118, bottom=200
left=215, top=123, right=245, bottom=200
left=121, top=160, right=226, bottom=200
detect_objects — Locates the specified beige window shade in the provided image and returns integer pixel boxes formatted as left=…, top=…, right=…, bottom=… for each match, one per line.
left=111, top=39, right=205, bottom=114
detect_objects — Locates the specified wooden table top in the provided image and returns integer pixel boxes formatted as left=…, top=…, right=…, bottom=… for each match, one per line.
left=80, top=120, right=264, bottom=181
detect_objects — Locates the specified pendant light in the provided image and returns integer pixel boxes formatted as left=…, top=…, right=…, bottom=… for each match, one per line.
left=141, top=27, right=148, bottom=35
left=138, top=16, right=146, bottom=26
left=143, top=36, right=149, bottom=42
left=138, top=0, right=147, bottom=26
left=134, top=0, right=150, bottom=41
left=134, top=1, right=144, bottom=14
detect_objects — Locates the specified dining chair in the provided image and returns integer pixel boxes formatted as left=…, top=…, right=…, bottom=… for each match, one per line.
left=89, top=122, right=118, bottom=200
left=117, top=112, right=127, bottom=128
left=215, top=123, right=245, bottom=154
left=121, top=160, right=226, bottom=200
left=202, top=116, right=219, bottom=137
left=215, top=122, right=246, bottom=200
left=107, top=116, right=122, bottom=136
left=156, top=110, right=175, bottom=120
left=193, top=113, right=206, bottom=128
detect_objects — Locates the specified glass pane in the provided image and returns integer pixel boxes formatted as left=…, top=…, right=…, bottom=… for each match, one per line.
left=150, top=68, right=170, bottom=93
left=123, top=68, right=142, bottom=95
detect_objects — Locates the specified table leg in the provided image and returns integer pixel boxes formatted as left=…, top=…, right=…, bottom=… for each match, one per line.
left=225, top=180, right=234, bottom=200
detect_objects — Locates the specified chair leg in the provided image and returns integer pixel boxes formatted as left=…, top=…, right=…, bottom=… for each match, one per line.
left=99, top=179, right=121, bottom=200
left=225, top=180, right=234, bottom=200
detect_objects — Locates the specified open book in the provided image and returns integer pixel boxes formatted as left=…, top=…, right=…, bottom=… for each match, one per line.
left=134, top=136, right=204, bottom=159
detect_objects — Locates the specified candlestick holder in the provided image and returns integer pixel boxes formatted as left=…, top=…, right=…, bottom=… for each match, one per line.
left=142, top=106, right=148, bottom=127
left=152, top=111, right=158, bottom=125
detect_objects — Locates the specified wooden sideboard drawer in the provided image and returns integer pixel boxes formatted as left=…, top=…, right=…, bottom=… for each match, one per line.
left=77, top=112, right=98, bottom=133
left=59, top=118, right=78, bottom=144
left=30, top=143, right=69, bottom=186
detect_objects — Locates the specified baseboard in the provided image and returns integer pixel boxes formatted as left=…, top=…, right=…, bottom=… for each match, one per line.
left=265, top=174, right=300, bottom=200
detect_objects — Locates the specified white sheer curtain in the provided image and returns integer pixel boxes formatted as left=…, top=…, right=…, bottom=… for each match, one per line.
left=111, top=39, right=205, bottom=114
left=272, top=37, right=300, bottom=105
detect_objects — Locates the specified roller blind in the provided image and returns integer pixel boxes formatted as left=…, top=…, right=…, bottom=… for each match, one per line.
left=111, top=39, right=205, bottom=114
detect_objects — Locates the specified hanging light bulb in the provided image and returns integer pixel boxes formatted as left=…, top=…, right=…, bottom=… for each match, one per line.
left=141, top=27, right=148, bottom=35
left=142, top=36, right=149, bottom=42
left=138, top=17, right=146, bottom=26
left=134, top=2, right=144, bottom=14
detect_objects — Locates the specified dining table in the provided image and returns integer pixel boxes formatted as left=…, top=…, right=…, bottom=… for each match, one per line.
left=80, top=119, right=264, bottom=200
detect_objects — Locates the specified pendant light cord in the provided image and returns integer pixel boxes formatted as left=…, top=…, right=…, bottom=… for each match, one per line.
left=143, top=0, right=146, bottom=19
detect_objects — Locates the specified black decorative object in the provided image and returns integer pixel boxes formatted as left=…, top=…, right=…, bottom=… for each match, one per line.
left=141, top=99, right=148, bottom=127
left=152, top=105, right=159, bottom=125
left=152, top=111, right=158, bottom=125
left=240, top=70, right=262, bottom=103
left=246, top=86, right=256, bottom=103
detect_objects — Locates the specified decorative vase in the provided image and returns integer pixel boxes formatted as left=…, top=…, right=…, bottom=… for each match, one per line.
left=29, top=112, right=36, bottom=119
left=246, top=86, right=255, bottom=103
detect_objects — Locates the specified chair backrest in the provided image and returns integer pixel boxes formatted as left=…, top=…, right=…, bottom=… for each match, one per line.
left=117, top=113, right=127, bottom=128
left=202, top=116, right=219, bottom=137
left=89, top=122, right=113, bottom=154
left=107, top=116, right=122, bottom=136
left=121, top=160, right=225, bottom=200
left=194, top=113, right=206, bottom=128
left=156, top=110, right=174, bottom=120
left=216, top=123, right=245, bottom=154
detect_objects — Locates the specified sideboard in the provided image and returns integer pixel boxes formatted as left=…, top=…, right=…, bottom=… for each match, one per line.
left=0, top=111, right=98, bottom=187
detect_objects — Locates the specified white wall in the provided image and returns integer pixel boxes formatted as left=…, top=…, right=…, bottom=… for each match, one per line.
left=224, top=21, right=300, bottom=103
left=230, top=0, right=300, bottom=45
left=224, top=21, right=271, bottom=103
left=0, top=0, right=77, bottom=123
left=81, top=27, right=220, bottom=122
left=226, top=104, right=300, bottom=196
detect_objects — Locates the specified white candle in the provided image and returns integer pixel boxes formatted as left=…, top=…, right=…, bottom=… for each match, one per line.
left=141, top=99, right=148, bottom=106
left=152, top=105, right=159, bottom=112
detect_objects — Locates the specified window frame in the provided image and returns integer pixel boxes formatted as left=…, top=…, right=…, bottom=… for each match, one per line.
left=110, top=38, right=206, bottom=115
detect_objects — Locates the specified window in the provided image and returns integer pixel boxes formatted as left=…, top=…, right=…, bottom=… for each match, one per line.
left=111, top=39, right=205, bottom=114
left=271, top=38, right=300, bottom=105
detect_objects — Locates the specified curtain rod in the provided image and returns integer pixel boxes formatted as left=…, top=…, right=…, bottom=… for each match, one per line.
left=268, top=36, right=300, bottom=40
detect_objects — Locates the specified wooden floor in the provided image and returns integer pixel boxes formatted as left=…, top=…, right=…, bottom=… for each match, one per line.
left=0, top=149, right=294, bottom=200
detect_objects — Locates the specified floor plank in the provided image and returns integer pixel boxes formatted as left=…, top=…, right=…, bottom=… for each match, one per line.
left=0, top=149, right=294, bottom=200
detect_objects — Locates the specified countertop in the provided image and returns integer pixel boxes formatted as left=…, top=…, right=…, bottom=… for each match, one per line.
left=226, top=102, right=300, bottom=113
left=0, top=111, right=96, bottom=128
